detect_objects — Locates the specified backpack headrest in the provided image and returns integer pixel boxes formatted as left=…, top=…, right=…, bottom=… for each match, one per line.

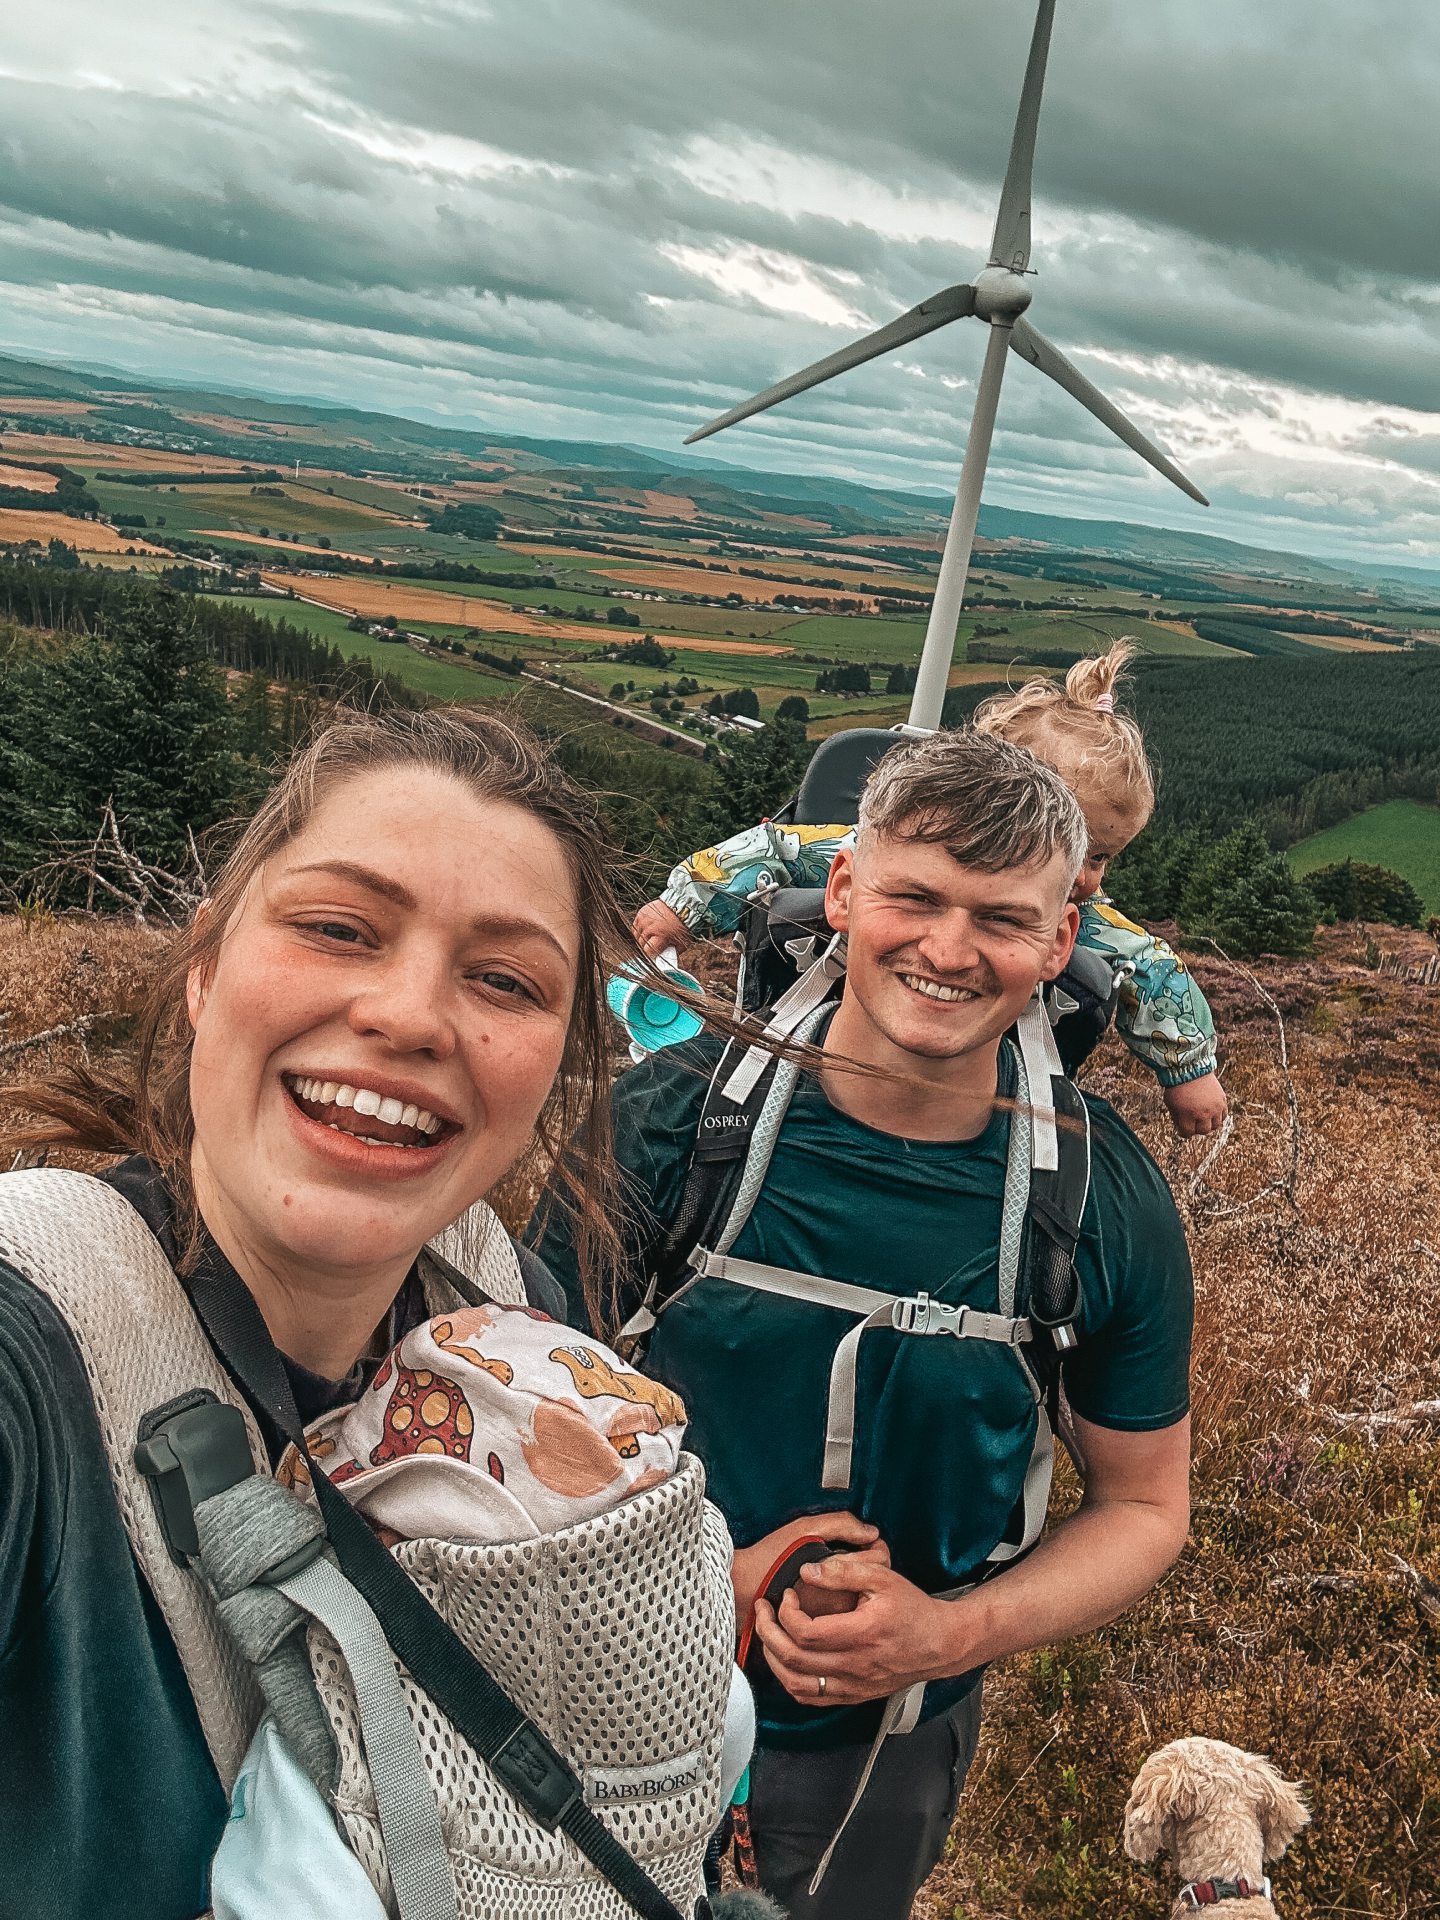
left=792, top=727, right=900, bottom=825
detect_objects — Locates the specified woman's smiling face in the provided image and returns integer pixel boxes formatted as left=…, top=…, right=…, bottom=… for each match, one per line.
left=186, top=766, right=581, bottom=1286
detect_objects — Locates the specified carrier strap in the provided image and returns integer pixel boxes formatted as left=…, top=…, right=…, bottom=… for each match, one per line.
left=0, top=1168, right=268, bottom=1789
left=691, top=1252, right=1032, bottom=1490
left=1014, top=990, right=1064, bottom=1172
left=182, top=1245, right=692, bottom=1920
left=276, top=1553, right=459, bottom=1920
left=718, top=935, right=847, bottom=1105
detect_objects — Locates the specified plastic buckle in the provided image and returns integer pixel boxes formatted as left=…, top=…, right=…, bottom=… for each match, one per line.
left=489, top=1720, right=581, bottom=1831
left=134, top=1391, right=257, bottom=1566
left=892, top=1294, right=967, bottom=1338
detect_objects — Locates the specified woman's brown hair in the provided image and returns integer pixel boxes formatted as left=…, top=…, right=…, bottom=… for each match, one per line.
left=1, top=706, right=637, bottom=1325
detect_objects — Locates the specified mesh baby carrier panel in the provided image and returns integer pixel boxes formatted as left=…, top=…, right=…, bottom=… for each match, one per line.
left=310, top=1454, right=735, bottom=1918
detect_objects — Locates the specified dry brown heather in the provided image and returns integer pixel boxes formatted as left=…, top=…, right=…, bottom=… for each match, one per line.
left=922, top=932, right=1440, bottom=1920
left=2, top=915, right=1437, bottom=1913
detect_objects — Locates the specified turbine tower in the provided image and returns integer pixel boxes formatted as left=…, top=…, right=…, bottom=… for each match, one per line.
left=685, top=0, right=1208, bottom=731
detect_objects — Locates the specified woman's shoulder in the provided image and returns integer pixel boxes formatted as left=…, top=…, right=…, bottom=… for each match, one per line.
left=0, top=1253, right=91, bottom=1407
left=0, top=1257, right=103, bottom=1639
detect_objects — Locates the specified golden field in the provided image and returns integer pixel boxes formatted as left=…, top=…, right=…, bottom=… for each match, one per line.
left=0, top=508, right=171, bottom=554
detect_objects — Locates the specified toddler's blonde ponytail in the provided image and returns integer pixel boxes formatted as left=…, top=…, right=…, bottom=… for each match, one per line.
left=972, top=639, right=1154, bottom=824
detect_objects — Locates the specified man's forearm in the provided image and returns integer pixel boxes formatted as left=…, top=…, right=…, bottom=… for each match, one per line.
left=941, top=1493, right=1187, bottom=1676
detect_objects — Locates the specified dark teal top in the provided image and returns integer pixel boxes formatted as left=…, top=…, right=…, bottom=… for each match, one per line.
left=532, top=1039, right=1193, bottom=1749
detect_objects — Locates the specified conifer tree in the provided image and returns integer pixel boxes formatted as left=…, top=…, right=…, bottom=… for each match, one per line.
left=1178, top=823, right=1318, bottom=957
left=0, top=587, right=247, bottom=895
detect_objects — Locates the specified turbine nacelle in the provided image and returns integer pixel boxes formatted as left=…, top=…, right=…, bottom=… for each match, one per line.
left=971, top=266, right=1033, bottom=325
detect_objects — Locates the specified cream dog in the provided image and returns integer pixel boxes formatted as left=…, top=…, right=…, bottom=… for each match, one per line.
left=1124, top=1738, right=1309, bottom=1915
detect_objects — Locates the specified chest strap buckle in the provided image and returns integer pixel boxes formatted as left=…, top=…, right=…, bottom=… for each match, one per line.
left=892, top=1293, right=966, bottom=1337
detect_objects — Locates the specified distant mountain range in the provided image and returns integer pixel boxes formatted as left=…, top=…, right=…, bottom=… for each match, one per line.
left=2, top=349, right=1437, bottom=600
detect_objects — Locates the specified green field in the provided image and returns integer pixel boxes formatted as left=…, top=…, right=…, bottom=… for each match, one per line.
left=1287, top=800, right=1440, bottom=914
left=221, top=595, right=520, bottom=702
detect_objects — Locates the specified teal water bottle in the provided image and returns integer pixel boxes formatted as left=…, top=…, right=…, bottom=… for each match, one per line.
left=606, top=947, right=705, bottom=1058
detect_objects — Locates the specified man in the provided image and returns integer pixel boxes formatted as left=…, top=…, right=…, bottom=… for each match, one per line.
left=533, top=730, right=1192, bottom=1920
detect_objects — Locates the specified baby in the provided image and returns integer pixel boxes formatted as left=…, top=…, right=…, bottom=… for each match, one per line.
left=634, top=641, right=1226, bottom=1137
left=213, top=1305, right=753, bottom=1918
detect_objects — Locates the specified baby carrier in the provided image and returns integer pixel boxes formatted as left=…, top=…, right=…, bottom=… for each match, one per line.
left=0, top=1169, right=735, bottom=1920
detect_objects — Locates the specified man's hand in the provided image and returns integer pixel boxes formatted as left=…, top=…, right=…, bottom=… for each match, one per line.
left=754, top=1414, right=1191, bottom=1711
left=1163, top=1071, right=1228, bottom=1137
left=731, top=1513, right=881, bottom=1630
left=633, top=900, right=690, bottom=960
left=752, top=1553, right=972, bottom=1708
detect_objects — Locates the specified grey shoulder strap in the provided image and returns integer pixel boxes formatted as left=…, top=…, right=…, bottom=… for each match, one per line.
left=0, top=1166, right=267, bottom=1789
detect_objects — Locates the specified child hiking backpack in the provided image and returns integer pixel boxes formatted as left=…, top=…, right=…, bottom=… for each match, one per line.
left=617, top=960, right=1094, bottom=1899
left=0, top=1167, right=739, bottom=1920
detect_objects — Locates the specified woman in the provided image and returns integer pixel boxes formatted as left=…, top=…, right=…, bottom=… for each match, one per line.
left=0, top=706, right=642, bottom=1917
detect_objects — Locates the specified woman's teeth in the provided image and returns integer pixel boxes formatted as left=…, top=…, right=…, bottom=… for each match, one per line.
left=285, top=1074, right=445, bottom=1143
left=900, top=974, right=974, bottom=1003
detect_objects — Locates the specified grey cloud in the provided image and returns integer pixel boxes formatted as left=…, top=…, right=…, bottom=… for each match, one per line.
left=0, top=0, right=1437, bottom=563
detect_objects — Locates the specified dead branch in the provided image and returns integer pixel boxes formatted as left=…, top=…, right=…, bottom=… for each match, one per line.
left=1322, top=1400, right=1440, bottom=1433
left=1187, top=1110, right=1236, bottom=1197
left=20, top=798, right=207, bottom=928
left=0, top=1013, right=106, bottom=1061
left=1385, top=1552, right=1440, bottom=1625
left=1190, top=940, right=1302, bottom=1217
left=1268, top=1556, right=1440, bottom=1624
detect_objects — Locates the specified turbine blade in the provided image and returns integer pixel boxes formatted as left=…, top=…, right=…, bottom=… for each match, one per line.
left=684, top=284, right=976, bottom=444
left=1009, top=318, right=1210, bottom=506
left=988, top=0, right=1058, bottom=272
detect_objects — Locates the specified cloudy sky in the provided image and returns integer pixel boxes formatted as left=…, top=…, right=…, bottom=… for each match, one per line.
left=3, top=0, right=1439, bottom=563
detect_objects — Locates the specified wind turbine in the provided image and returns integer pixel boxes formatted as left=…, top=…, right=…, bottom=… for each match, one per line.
left=685, top=0, right=1208, bottom=731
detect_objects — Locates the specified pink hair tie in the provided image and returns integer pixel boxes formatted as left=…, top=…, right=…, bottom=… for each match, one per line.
left=1094, top=693, right=1115, bottom=713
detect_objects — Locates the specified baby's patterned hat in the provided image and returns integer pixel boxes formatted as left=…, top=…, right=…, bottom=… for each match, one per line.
left=279, top=1304, right=686, bottom=1545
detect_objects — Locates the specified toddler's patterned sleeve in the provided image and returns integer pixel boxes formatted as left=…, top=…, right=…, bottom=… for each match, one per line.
left=659, top=823, right=854, bottom=938
left=1077, top=896, right=1219, bottom=1087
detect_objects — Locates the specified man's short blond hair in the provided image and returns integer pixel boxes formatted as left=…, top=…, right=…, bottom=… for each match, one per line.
left=858, top=728, right=1088, bottom=892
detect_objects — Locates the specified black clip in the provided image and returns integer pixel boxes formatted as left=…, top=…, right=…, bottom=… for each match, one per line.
left=134, top=1390, right=257, bottom=1566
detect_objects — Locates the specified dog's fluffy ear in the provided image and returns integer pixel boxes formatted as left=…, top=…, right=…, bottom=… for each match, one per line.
left=1124, top=1748, right=1193, bottom=1865
left=1245, top=1753, right=1310, bottom=1861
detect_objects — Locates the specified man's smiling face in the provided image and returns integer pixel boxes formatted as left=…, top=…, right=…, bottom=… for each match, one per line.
left=825, top=827, right=1080, bottom=1066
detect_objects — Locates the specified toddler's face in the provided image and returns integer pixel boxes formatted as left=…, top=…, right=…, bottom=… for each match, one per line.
left=1072, top=795, right=1143, bottom=902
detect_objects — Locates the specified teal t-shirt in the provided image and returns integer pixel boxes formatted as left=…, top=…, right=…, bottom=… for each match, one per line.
left=533, top=1037, right=1193, bottom=1749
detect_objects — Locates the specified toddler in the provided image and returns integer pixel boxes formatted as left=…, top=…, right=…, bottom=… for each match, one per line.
left=633, top=642, right=1226, bottom=1137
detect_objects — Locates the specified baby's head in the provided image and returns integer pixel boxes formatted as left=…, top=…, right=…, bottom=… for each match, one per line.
left=972, top=640, right=1153, bottom=900
left=279, top=1305, right=687, bottom=1546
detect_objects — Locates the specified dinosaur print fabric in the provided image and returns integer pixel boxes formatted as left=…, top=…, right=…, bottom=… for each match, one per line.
left=278, top=1306, right=687, bottom=1545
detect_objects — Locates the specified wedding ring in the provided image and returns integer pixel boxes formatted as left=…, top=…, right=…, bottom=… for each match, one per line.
left=817, top=1675, right=828, bottom=1698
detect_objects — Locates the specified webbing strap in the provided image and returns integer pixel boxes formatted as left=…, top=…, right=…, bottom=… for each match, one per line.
left=277, top=1555, right=458, bottom=1920
left=998, top=1038, right=1031, bottom=1318
left=1014, top=991, right=1064, bottom=1172
left=181, top=1255, right=690, bottom=1920
left=692, top=1253, right=1031, bottom=1490
left=720, top=936, right=846, bottom=1105
left=713, top=1006, right=831, bottom=1255
left=805, top=1681, right=925, bottom=1897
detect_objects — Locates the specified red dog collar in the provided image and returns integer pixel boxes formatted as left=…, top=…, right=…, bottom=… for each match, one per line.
left=1180, top=1879, right=1272, bottom=1909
